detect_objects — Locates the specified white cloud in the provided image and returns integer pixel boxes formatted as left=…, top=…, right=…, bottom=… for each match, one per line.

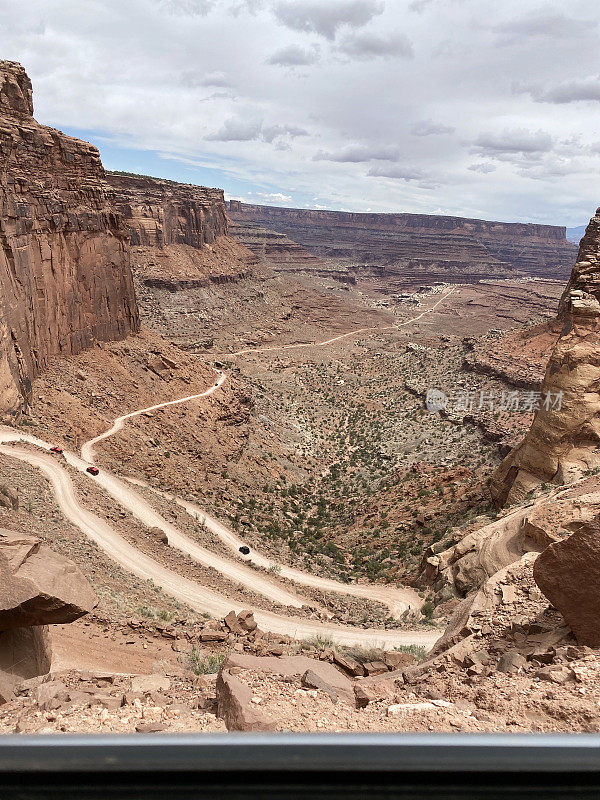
left=468, top=162, right=497, bottom=174
left=159, top=0, right=215, bottom=15
left=336, top=31, right=414, bottom=59
left=491, top=10, right=596, bottom=44
left=267, top=44, right=320, bottom=66
left=520, top=76, right=600, bottom=104
left=367, top=165, right=426, bottom=181
left=5, top=0, right=599, bottom=225
left=273, top=0, right=384, bottom=40
left=411, top=120, right=455, bottom=136
left=206, top=117, right=308, bottom=142
left=314, top=144, right=400, bottom=162
left=472, top=129, right=554, bottom=159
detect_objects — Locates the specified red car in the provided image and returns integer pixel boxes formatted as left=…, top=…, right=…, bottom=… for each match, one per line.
left=86, top=466, right=100, bottom=476
left=49, top=446, right=63, bottom=454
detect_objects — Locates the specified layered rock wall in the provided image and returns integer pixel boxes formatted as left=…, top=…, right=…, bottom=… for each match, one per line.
left=107, top=173, right=256, bottom=289
left=491, top=208, right=600, bottom=505
left=227, top=201, right=576, bottom=284
left=0, top=61, right=139, bottom=412
left=107, top=173, right=228, bottom=249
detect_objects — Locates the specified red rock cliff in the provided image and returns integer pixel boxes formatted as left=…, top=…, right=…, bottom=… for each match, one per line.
left=106, top=173, right=256, bottom=289
left=227, top=202, right=577, bottom=284
left=491, top=207, right=600, bottom=506
left=0, top=61, right=139, bottom=412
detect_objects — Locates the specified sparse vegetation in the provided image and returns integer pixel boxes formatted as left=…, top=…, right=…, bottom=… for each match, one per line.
left=190, top=650, right=226, bottom=675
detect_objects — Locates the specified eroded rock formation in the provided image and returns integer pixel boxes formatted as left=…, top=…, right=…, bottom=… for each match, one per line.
left=227, top=201, right=577, bottom=286
left=107, top=173, right=256, bottom=289
left=0, top=528, right=97, bottom=703
left=491, top=208, right=600, bottom=505
left=0, top=61, right=139, bottom=412
left=534, top=513, right=600, bottom=647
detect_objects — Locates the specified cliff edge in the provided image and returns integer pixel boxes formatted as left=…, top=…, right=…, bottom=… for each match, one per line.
left=0, top=61, right=139, bottom=412
left=491, top=207, right=600, bottom=505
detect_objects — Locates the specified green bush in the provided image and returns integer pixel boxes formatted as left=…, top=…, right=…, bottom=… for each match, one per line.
left=190, top=650, right=226, bottom=675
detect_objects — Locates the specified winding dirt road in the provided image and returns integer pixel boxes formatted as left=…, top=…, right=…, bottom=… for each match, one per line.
left=0, top=440, right=437, bottom=649
left=0, top=290, right=457, bottom=650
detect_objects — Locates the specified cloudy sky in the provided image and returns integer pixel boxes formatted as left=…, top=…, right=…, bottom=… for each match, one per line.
left=1, top=0, right=599, bottom=225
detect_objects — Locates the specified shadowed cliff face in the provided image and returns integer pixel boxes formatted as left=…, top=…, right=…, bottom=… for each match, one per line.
left=227, top=201, right=577, bottom=285
left=0, top=61, right=139, bottom=413
left=491, top=207, right=600, bottom=506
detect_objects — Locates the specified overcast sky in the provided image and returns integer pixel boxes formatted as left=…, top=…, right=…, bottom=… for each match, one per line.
left=1, top=0, right=599, bottom=225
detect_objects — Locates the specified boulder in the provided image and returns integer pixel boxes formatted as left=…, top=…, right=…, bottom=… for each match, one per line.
left=223, top=610, right=244, bottom=635
left=534, top=515, right=600, bottom=646
left=237, top=610, right=258, bottom=632
left=384, top=651, right=416, bottom=671
left=0, top=485, right=18, bottom=511
left=0, top=626, right=51, bottom=703
left=223, top=653, right=355, bottom=705
left=0, top=529, right=97, bottom=704
left=333, top=652, right=364, bottom=677
left=148, top=527, right=168, bottom=545
left=216, top=668, right=276, bottom=732
left=301, top=669, right=338, bottom=703
left=496, top=650, right=527, bottom=674
left=0, top=529, right=98, bottom=629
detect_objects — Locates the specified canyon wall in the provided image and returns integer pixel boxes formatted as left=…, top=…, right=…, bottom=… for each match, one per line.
left=107, top=173, right=256, bottom=289
left=227, top=201, right=577, bottom=285
left=0, top=61, right=139, bottom=412
left=491, top=207, right=600, bottom=506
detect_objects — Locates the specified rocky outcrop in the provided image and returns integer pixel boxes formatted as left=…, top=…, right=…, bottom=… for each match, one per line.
left=107, top=173, right=256, bottom=289
left=534, top=513, right=600, bottom=647
left=227, top=202, right=577, bottom=286
left=0, top=528, right=97, bottom=629
left=0, top=528, right=97, bottom=703
left=491, top=208, right=600, bottom=505
left=0, top=61, right=139, bottom=412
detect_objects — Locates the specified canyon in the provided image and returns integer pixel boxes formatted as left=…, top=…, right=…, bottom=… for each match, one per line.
left=228, top=200, right=577, bottom=287
left=2, top=61, right=600, bottom=737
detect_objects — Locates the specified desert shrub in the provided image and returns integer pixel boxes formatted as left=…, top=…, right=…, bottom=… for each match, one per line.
left=190, top=650, right=225, bottom=675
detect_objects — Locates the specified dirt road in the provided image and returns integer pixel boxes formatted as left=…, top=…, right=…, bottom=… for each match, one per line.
left=0, top=441, right=438, bottom=650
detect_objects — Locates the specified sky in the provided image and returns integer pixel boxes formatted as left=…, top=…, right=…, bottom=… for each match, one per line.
left=1, top=0, right=599, bottom=225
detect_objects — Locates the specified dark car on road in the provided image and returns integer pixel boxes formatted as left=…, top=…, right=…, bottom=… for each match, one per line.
left=86, top=466, right=100, bottom=476
left=239, top=546, right=250, bottom=555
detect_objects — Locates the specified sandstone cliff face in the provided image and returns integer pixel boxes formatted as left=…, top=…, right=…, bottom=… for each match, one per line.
left=227, top=201, right=577, bottom=285
left=107, top=173, right=256, bottom=289
left=0, top=61, right=139, bottom=412
left=491, top=208, right=600, bottom=505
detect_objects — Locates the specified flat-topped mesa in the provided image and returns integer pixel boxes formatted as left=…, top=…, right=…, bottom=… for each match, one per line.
left=227, top=202, right=577, bottom=284
left=106, top=173, right=256, bottom=289
left=0, top=61, right=139, bottom=413
left=490, top=208, right=600, bottom=506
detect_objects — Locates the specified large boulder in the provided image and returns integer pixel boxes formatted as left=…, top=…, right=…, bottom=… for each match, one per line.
left=216, top=668, right=277, bottom=732
left=0, top=528, right=97, bottom=704
left=534, top=515, right=600, bottom=646
left=0, top=626, right=51, bottom=703
left=0, top=529, right=97, bottom=629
